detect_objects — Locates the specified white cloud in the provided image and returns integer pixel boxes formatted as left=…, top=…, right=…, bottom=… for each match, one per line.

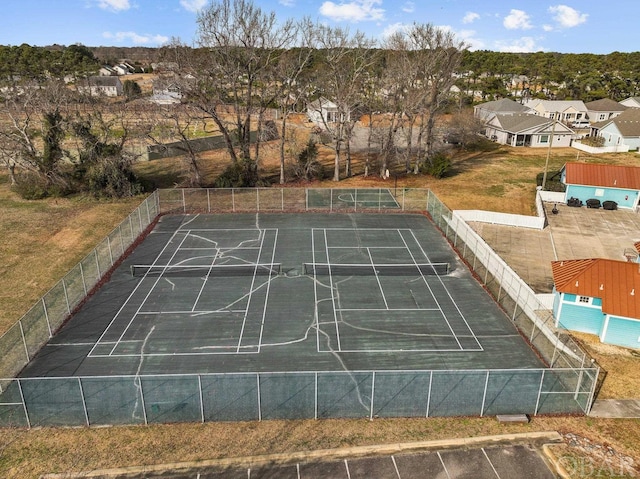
left=495, top=36, right=544, bottom=53
left=97, top=0, right=130, bottom=12
left=549, top=5, right=588, bottom=28
left=180, top=0, right=207, bottom=13
left=503, top=9, right=532, bottom=30
left=319, top=0, right=385, bottom=22
left=103, top=31, right=169, bottom=46
left=381, top=22, right=409, bottom=39
left=462, top=12, right=480, bottom=24
left=542, top=24, right=553, bottom=32
left=279, top=0, right=296, bottom=6
left=457, top=29, right=485, bottom=51
left=401, top=2, right=415, bottom=13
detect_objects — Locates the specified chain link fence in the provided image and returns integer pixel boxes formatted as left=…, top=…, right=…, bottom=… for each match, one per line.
left=0, top=188, right=599, bottom=427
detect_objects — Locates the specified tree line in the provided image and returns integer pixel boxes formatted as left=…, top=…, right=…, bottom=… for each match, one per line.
left=11, top=0, right=638, bottom=197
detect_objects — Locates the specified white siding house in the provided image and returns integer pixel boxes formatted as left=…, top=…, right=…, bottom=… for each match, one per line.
left=483, top=114, right=574, bottom=147
left=77, top=76, right=123, bottom=97
left=590, top=108, right=640, bottom=151
left=307, top=97, right=349, bottom=128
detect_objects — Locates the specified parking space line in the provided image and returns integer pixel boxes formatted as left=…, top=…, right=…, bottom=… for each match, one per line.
left=391, top=455, right=401, bottom=478
left=482, top=447, right=501, bottom=478
left=437, top=452, right=452, bottom=479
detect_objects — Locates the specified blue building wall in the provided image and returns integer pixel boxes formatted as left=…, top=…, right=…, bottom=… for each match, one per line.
left=564, top=184, right=638, bottom=209
left=602, top=317, right=640, bottom=349
left=555, top=293, right=605, bottom=335
left=555, top=292, right=640, bottom=349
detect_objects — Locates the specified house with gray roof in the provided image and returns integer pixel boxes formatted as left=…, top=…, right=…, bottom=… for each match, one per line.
left=590, top=108, right=640, bottom=151
left=473, top=98, right=531, bottom=122
left=620, top=97, right=640, bottom=108
left=523, top=99, right=589, bottom=126
left=77, top=76, right=123, bottom=97
left=585, top=98, right=627, bottom=123
left=484, top=113, right=574, bottom=148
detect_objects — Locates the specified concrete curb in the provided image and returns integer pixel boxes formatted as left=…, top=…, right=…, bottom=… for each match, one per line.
left=41, top=431, right=563, bottom=478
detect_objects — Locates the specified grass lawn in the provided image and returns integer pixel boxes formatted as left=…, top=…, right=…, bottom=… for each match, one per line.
left=1, top=142, right=640, bottom=478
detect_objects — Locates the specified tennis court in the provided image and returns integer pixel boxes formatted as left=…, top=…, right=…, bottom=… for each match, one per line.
left=21, top=212, right=542, bottom=378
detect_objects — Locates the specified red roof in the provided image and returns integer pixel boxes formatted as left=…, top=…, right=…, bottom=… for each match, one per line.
left=552, top=258, right=640, bottom=319
left=564, top=162, right=640, bottom=190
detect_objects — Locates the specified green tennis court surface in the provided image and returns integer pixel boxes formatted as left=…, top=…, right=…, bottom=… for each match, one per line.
left=21, top=213, right=542, bottom=378
left=307, top=188, right=401, bottom=209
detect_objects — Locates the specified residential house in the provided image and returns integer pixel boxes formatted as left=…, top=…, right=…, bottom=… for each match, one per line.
left=473, top=98, right=531, bottom=122
left=585, top=98, right=627, bottom=123
left=560, top=162, right=640, bottom=209
left=483, top=114, right=573, bottom=147
left=307, top=97, right=348, bottom=128
left=113, top=63, right=135, bottom=75
left=551, top=258, right=640, bottom=350
left=99, top=66, right=116, bottom=76
left=77, top=76, right=123, bottom=97
left=523, top=99, right=589, bottom=126
left=589, top=108, right=640, bottom=151
left=620, top=97, right=640, bottom=108
left=150, top=77, right=183, bottom=105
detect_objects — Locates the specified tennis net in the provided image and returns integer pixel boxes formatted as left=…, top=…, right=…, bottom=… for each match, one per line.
left=303, top=262, right=449, bottom=276
left=131, top=263, right=282, bottom=277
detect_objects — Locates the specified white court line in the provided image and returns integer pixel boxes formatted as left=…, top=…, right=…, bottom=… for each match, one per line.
left=257, top=229, right=279, bottom=352
left=107, top=230, right=193, bottom=356
left=235, top=229, right=266, bottom=353
left=409, top=230, right=483, bottom=350
left=324, top=228, right=342, bottom=351
left=328, top=245, right=406, bottom=249
left=137, top=310, right=246, bottom=315
left=312, top=229, right=321, bottom=353
left=367, top=247, right=389, bottom=310
left=191, top=248, right=221, bottom=312
left=397, top=229, right=463, bottom=350
left=336, top=308, right=440, bottom=312
left=87, top=224, right=186, bottom=358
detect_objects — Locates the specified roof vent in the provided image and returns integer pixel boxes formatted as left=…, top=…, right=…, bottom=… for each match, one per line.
left=575, top=280, right=579, bottom=287
left=632, top=289, right=635, bottom=296
left=600, top=284, right=604, bottom=290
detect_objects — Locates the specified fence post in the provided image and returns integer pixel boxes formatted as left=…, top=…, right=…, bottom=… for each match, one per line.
left=257, top=373, right=262, bottom=421
left=281, top=188, right=284, bottom=212
left=78, top=378, right=90, bottom=426
left=480, top=370, right=490, bottom=416
left=257, top=188, right=260, bottom=212
left=42, top=298, right=52, bottom=338
left=534, top=370, right=545, bottom=415
left=79, top=262, right=87, bottom=296
left=107, top=236, right=114, bottom=267
left=18, top=321, right=30, bottom=361
left=232, top=188, right=236, bottom=212
left=586, top=366, right=600, bottom=414
left=17, top=379, right=31, bottom=429
left=369, top=371, right=376, bottom=420
left=314, top=372, right=318, bottom=420
left=138, top=377, right=148, bottom=425
left=207, top=189, right=211, bottom=213
left=512, top=284, right=522, bottom=320
left=62, top=279, right=71, bottom=315
left=94, top=250, right=101, bottom=279
left=425, top=371, right=433, bottom=418
left=182, top=189, right=186, bottom=213
left=198, top=375, right=205, bottom=423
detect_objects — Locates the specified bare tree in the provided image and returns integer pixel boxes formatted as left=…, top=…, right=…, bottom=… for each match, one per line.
left=0, top=80, right=72, bottom=190
left=274, top=19, right=317, bottom=184
left=381, top=24, right=466, bottom=175
left=143, top=103, right=208, bottom=187
left=182, top=0, right=298, bottom=186
left=312, top=26, right=377, bottom=181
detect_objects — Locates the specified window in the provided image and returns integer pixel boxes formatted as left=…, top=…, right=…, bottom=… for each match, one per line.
left=579, top=296, right=591, bottom=304
left=599, top=114, right=606, bottom=120
left=540, top=135, right=549, bottom=143
left=595, top=189, right=604, bottom=197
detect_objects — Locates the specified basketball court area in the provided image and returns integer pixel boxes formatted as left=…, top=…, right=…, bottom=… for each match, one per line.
left=20, top=212, right=542, bottom=380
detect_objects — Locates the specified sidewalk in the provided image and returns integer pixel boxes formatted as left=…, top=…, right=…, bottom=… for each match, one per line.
left=589, top=399, right=640, bottom=418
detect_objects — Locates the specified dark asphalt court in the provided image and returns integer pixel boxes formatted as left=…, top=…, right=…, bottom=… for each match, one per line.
left=21, top=213, right=542, bottom=378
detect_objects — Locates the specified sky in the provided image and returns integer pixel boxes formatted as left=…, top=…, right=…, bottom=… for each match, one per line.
left=0, top=0, right=633, bottom=54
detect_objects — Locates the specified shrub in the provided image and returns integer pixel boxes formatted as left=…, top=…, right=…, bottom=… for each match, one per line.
left=536, top=171, right=566, bottom=192
left=419, top=152, right=451, bottom=178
